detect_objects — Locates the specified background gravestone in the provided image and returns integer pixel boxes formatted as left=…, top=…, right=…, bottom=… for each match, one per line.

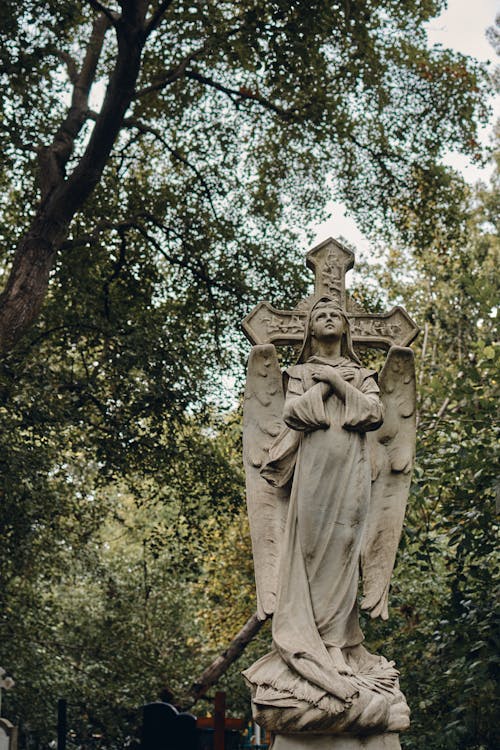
left=176, top=713, right=197, bottom=748
left=141, top=702, right=196, bottom=750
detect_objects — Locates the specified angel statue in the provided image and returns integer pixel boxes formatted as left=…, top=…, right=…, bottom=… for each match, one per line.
left=242, top=292, right=417, bottom=748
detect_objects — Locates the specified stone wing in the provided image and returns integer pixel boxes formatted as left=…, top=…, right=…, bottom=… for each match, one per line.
left=243, top=345, right=289, bottom=621
left=361, top=346, right=417, bottom=620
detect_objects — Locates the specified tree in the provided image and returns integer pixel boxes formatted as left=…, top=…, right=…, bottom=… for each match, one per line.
left=0, top=413, right=253, bottom=747
left=1, top=0, right=489, bottom=687
left=0, top=0, right=488, bottom=353
left=353, top=138, right=499, bottom=749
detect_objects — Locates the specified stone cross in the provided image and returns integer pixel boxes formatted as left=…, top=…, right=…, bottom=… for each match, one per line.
left=242, top=238, right=419, bottom=350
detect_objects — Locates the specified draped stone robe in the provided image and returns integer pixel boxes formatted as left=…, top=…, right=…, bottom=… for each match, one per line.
left=243, top=355, right=383, bottom=711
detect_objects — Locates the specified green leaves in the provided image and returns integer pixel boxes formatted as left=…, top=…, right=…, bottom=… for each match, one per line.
left=360, top=144, right=500, bottom=750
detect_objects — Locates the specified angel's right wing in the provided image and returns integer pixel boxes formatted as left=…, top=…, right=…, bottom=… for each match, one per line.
left=243, top=345, right=290, bottom=621
left=361, top=346, right=417, bottom=620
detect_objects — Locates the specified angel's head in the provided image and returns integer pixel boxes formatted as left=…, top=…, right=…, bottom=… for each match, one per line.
left=297, top=296, right=360, bottom=364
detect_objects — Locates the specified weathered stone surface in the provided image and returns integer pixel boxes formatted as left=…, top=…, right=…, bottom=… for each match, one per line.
left=271, top=731, right=401, bottom=749
left=242, top=300, right=418, bottom=350
left=242, top=245, right=417, bottom=740
left=242, top=238, right=419, bottom=350
left=0, top=719, right=17, bottom=750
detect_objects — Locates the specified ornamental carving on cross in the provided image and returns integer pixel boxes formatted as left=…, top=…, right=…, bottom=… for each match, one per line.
left=242, top=238, right=419, bottom=351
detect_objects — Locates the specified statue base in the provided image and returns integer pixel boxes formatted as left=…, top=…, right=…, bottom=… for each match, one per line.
left=271, top=733, right=401, bottom=750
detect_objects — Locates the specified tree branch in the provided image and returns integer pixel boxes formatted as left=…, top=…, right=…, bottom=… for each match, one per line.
left=134, top=53, right=200, bottom=98
left=57, top=51, right=79, bottom=84
left=184, top=69, right=295, bottom=120
left=47, top=3, right=150, bottom=221
left=349, top=134, right=406, bottom=185
left=122, top=116, right=218, bottom=217
left=428, top=374, right=463, bottom=431
left=84, top=0, right=119, bottom=26
left=144, top=0, right=176, bottom=35
left=60, top=219, right=139, bottom=250
left=38, top=13, right=111, bottom=198
left=134, top=22, right=251, bottom=99
left=179, top=612, right=265, bottom=711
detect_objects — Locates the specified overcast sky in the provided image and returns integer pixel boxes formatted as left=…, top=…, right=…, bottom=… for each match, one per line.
left=315, top=0, right=499, bottom=249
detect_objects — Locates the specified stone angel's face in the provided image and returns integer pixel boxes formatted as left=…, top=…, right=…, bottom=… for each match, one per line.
left=310, top=305, right=345, bottom=341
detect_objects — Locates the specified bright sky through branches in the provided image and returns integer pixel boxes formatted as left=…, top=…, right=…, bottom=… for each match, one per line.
left=315, top=0, right=499, bottom=250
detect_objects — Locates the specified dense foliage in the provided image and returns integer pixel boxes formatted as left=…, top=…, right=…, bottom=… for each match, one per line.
left=0, top=2, right=497, bottom=749
left=0, top=0, right=489, bottom=349
left=2, top=157, right=498, bottom=748
left=353, top=146, right=499, bottom=749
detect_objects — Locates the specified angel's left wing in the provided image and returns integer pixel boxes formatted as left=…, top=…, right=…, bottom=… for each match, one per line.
left=361, top=346, right=417, bottom=620
left=243, top=345, right=290, bottom=621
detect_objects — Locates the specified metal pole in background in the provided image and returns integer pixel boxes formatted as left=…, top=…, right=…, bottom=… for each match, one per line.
left=57, top=699, right=67, bottom=750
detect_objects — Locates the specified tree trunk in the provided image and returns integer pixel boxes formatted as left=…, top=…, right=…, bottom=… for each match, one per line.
left=179, top=612, right=266, bottom=711
left=0, top=7, right=148, bottom=354
left=0, top=215, right=67, bottom=352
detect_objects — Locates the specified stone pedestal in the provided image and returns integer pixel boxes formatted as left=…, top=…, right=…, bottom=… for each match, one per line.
left=271, top=733, right=401, bottom=750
